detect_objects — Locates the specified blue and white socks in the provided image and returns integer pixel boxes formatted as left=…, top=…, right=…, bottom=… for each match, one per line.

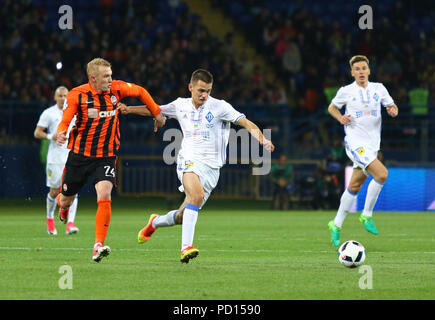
left=152, top=210, right=178, bottom=228
left=181, top=204, right=199, bottom=250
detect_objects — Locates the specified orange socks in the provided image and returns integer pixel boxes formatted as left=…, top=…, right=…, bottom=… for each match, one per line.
left=95, top=200, right=112, bottom=245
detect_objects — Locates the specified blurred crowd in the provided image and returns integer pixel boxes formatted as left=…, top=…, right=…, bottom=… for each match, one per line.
left=0, top=0, right=282, bottom=107
left=216, top=0, right=435, bottom=117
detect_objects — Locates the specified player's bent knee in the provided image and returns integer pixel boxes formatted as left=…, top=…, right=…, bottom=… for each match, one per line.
left=190, top=193, right=204, bottom=207
left=348, top=184, right=362, bottom=194
left=376, top=170, right=388, bottom=184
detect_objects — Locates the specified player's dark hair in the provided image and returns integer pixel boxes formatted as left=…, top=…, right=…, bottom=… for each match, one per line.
left=190, top=69, right=213, bottom=84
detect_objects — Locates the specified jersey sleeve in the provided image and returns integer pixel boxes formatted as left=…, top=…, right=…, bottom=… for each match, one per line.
left=36, top=109, right=50, bottom=129
left=115, top=80, right=161, bottom=117
left=331, top=87, right=349, bottom=109
left=159, top=99, right=178, bottom=119
left=379, top=84, right=394, bottom=107
left=220, top=100, right=245, bottom=123
left=57, top=90, right=78, bottom=134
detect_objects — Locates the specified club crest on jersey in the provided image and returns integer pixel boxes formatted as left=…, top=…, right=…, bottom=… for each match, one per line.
left=205, top=111, right=214, bottom=123
left=110, top=95, right=117, bottom=106
left=373, top=93, right=379, bottom=102
left=63, top=184, right=68, bottom=191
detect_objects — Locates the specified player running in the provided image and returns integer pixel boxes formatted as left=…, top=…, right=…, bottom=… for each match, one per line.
left=56, top=58, right=166, bottom=262
left=327, top=55, right=399, bottom=246
left=118, top=69, right=275, bottom=263
left=34, top=86, right=79, bottom=235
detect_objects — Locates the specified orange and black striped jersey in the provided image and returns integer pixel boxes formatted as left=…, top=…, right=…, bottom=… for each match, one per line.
left=57, top=80, right=161, bottom=158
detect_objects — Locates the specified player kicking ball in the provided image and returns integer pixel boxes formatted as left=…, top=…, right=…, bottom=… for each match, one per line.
left=327, top=55, right=399, bottom=246
left=118, top=69, right=274, bottom=263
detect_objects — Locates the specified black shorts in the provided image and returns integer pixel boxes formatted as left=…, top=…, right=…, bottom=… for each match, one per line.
left=61, top=152, right=118, bottom=196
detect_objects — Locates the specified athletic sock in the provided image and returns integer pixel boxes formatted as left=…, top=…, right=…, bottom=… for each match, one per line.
left=153, top=210, right=178, bottom=228
left=67, top=195, right=78, bottom=223
left=181, top=204, right=199, bottom=251
left=46, top=193, right=57, bottom=219
left=334, top=188, right=357, bottom=228
left=95, top=200, right=112, bottom=245
left=362, top=179, right=384, bottom=217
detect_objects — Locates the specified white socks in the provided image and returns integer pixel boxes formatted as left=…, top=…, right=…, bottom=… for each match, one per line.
left=334, top=178, right=385, bottom=227
left=334, top=188, right=357, bottom=228
left=46, top=194, right=56, bottom=219
left=47, top=193, right=78, bottom=223
left=68, top=195, right=78, bottom=223
left=151, top=206, right=199, bottom=251
left=152, top=210, right=178, bottom=228
left=181, top=204, right=199, bottom=250
left=362, top=179, right=384, bottom=217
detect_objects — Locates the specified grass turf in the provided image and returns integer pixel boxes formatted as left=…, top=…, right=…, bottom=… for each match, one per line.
left=0, top=197, right=434, bottom=300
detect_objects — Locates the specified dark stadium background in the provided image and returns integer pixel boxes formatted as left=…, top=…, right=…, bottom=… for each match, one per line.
left=0, top=0, right=434, bottom=209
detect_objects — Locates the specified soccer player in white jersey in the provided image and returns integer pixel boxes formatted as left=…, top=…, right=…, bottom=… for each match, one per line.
left=34, top=86, right=79, bottom=235
left=327, top=55, right=399, bottom=246
left=118, top=69, right=274, bottom=263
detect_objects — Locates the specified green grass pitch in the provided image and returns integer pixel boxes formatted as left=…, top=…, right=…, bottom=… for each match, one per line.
left=0, top=197, right=434, bottom=300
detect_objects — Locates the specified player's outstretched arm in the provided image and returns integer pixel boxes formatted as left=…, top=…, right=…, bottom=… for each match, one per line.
left=236, top=117, right=275, bottom=152
left=118, top=103, right=166, bottom=132
left=117, top=103, right=153, bottom=116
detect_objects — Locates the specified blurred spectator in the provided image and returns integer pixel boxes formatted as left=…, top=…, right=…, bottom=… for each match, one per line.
left=270, top=154, right=294, bottom=210
left=315, top=165, right=341, bottom=210
left=325, top=136, right=346, bottom=190
left=408, top=87, right=429, bottom=116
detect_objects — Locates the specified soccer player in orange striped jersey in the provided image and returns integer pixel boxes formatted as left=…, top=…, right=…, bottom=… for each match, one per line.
left=56, top=58, right=166, bottom=262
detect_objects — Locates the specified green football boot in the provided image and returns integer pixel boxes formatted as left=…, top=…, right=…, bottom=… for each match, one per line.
left=359, top=214, right=379, bottom=235
left=328, top=220, right=341, bottom=247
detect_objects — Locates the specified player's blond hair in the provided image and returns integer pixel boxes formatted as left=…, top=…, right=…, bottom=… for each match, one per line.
left=87, top=58, right=111, bottom=78
left=349, top=55, right=369, bottom=68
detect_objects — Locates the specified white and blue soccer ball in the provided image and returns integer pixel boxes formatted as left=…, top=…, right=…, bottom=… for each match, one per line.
left=338, top=240, right=366, bottom=268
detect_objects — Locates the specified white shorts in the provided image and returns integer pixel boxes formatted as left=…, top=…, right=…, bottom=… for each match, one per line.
left=344, top=141, right=377, bottom=176
left=176, top=154, right=220, bottom=208
left=46, top=163, right=65, bottom=188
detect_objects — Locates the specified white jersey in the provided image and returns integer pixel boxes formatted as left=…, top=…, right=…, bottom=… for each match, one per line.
left=331, top=81, right=394, bottom=151
left=161, top=96, right=245, bottom=169
left=36, top=104, right=75, bottom=164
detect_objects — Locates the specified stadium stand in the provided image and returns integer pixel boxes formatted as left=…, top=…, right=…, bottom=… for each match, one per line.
left=0, top=0, right=434, bottom=199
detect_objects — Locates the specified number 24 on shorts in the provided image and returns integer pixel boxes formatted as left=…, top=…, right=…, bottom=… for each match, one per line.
left=104, top=166, right=115, bottom=177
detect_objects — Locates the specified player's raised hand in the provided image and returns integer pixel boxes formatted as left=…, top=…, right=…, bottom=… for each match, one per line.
left=153, top=113, right=166, bottom=132
left=386, top=105, right=398, bottom=117
left=263, top=138, right=275, bottom=152
left=340, top=114, right=352, bottom=125
left=117, top=102, right=129, bottom=114
left=57, top=130, right=67, bottom=146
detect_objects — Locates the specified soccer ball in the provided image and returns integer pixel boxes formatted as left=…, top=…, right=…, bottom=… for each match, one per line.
left=338, top=240, right=366, bottom=268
